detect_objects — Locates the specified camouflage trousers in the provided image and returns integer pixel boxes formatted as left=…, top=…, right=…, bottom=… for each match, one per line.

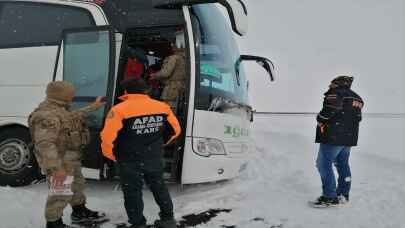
left=160, top=82, right=183, bottom=103
left=45, top=162, right=86, bottom=222
left=161, top=82, right=184, bottom=109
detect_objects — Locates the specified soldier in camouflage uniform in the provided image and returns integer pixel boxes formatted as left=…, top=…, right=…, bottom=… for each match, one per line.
left=28, top=81, right=106, bottom=228
left=150, top=44, right=186, bottom=110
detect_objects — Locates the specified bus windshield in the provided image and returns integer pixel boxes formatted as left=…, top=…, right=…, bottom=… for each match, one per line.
left=191, top=4, right=248, bottom=111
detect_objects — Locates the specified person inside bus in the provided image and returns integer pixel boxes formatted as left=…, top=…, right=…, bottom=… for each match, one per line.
left=123, top=47, right=165, bottom=100
left=149, top=42, right=186, bottom=110
left=146, top=63, right=163, bottom=100
left=124, top=47, right=149, bottom=81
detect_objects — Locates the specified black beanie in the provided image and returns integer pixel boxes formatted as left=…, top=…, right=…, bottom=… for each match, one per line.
left=121, top=78, right=148, bottom=94
left=330, top=75, right=354, bottom=88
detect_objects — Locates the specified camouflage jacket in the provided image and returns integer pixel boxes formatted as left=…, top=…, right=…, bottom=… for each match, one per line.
left=153, top=51, right=186, bottom=102
left=28, top=99, right=98, bottom=173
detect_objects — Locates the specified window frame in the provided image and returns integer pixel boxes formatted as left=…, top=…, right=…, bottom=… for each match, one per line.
left=53, top=25, right=116, bottom=129
left=0, top=1, right=96, bottom=49
left=190, top=5, right=248, bottom=111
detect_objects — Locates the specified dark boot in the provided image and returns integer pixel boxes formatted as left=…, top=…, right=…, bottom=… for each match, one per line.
left=116, top=223, right=147, bottom=228
left=71, top=204, right=106, bottom=223
left=154, top=218, right=177, bottom=228
left=46, top=219, right=75, bottom=228
left=311, top=196, right=339, bottom=208
left=129, top=225, right=147, bottom=228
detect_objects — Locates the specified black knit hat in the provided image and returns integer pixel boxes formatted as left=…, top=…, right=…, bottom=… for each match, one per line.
left=330, top=75, right=354, bottom=88
left=127, top=47, right=149, bottom=66
left=121, top=78, right=148, bottom=94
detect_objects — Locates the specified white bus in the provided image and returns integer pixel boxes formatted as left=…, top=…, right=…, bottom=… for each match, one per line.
left=0, top=0, right=275, bottom=186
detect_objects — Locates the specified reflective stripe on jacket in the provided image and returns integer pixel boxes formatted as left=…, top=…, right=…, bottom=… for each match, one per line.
left=315, top=87, right=364, bottom=146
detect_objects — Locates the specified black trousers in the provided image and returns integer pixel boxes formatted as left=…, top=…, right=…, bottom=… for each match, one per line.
left=118, top=161, right=174, bottom=226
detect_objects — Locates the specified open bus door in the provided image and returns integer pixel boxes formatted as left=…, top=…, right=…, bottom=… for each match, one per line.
left=54, top=26, right=116, bottom=173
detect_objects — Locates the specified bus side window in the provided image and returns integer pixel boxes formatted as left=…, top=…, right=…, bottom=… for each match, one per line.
left=0, top=2, right=95, bottom=49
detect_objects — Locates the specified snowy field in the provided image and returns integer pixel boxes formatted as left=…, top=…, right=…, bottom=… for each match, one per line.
left=0, top=114, right=404, bottom=228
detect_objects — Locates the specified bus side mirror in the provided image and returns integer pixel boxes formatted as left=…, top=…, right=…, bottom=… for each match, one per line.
left=237, top=55, right=276, bottom=82
left=155, top=0, right=248, bottom=36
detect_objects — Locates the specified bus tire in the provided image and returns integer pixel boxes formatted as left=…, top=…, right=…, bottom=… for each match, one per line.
left=0, top=127, right=41, bottom=187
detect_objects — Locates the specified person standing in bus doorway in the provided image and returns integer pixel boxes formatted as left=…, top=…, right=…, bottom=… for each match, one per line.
left=28, top=81, right=107, bottom=228
left=150, top=42, right=186, bottom=111
left=101, top=79, right=181, bottom=228
left=124, top=47, right=149, bottom=81
left=310, top=76, right=364, bottom=208
left=123, top=46, right=162, bottom=99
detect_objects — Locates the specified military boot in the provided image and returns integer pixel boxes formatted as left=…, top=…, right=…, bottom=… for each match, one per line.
left=154, top=218, right=177, bottom=228
left=46, top=219, right=75, bottom=228
left=71, top=204, right=106, bottom=223
left=128, top=225, right=147, bottom=228
left=116, top=223, right=146, bottom=228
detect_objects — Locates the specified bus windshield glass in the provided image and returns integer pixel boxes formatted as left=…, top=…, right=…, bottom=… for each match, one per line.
left=191, top=4, right=248, bottom=111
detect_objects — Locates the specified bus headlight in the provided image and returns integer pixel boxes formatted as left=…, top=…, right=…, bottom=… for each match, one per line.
left=194, top=138, right=226, bottom=157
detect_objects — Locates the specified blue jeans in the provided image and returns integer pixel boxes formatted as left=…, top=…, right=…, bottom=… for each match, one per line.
left=316, top=143, right=352, bottom=198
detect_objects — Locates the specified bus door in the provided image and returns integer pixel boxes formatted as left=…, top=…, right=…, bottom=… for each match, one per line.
left=54, top=26, right=116, bottom=170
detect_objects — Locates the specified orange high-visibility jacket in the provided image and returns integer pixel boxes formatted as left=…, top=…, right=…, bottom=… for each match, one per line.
left=100, top=94, right=181, bottom=161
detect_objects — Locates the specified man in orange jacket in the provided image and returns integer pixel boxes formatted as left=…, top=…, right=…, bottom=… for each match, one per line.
left=100, top=79, right=181, bottom=228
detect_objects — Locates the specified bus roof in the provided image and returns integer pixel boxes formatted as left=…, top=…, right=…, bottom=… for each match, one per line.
left=0, top=0, right=184, bottom=32
left=101, top=0, right=184, bottom=31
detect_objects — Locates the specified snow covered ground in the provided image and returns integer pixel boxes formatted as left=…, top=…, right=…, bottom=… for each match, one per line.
left=0, top=115, right=404, bottom=228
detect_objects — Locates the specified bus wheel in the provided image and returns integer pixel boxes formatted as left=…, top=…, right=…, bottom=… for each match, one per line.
left=0, top=127, right=41, bottom=187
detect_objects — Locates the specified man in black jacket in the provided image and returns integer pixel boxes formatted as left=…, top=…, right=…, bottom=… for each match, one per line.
left=101, top=79, right=181, bottom=228
left=311, top=76, right=364, bottom=207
